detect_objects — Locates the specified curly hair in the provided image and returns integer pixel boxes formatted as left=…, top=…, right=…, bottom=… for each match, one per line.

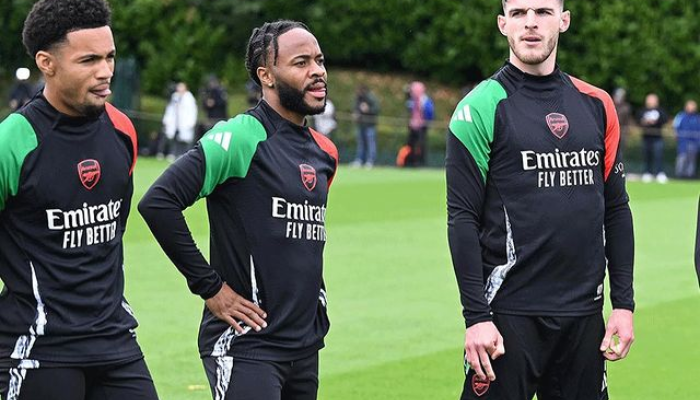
left=22, top=0, right=111, bottom=57
left=245, top=20, right=310, bottom=86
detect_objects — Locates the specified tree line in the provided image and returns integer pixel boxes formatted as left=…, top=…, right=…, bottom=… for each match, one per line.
left=2, top=0, right=699, bottom=110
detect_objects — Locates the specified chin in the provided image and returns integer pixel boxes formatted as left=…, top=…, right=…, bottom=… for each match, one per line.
left=80, top=103, right=106, bottom=118
left=308, top=103, right=326, bottom=116
left=304, top=98, right=326, bottom=116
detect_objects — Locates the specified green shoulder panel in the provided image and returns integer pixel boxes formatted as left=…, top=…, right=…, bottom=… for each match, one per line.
left=198, top=114, right=267, bottom=198
left=0, top=114, right=39, bottom=212
left=448, top=79, right=507, bottom=183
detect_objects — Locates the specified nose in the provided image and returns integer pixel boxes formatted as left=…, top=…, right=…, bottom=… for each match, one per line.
left=310, top=60, right=326, bottom=79
left=525, top=9, right=538, bottom=29
left=96, top=58, right=114, bottom=80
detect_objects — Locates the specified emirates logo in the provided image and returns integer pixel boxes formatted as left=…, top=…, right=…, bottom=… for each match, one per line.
left=77, top=159, right=101, bottom=190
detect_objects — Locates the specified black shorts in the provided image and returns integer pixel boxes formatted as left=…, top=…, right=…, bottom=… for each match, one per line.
left=461, top=313, right=608, bottom=400
left=203, top=353, right=318, bottom=400
left=0, top=357, right=158, bottom=400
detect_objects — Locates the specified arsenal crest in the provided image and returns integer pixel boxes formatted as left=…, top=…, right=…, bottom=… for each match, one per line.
left=472, top=375, right=491, bottom=397
left=545, top=113, right=569, bottom=139
left=77, top=159, right=101, bottom=190
left=299, top=164, right=317, bottom=191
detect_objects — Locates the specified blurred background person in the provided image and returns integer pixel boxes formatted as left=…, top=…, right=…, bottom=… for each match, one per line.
left=8, top=67, right=33, bottom=111
left=613, top=87, right=632, bottom=155
left=201, top=74, right=228, bottom=132
left=405, top=81, right=434, bottom=167
left=637, top=93, right=669, bottom=183
left=313, top=98, right=337, bottom=137
left=673, top=99, right=700, bottom=179
left=159, top=81, right=198, bottom=161
left=352, top=84, right=380, bottom=168
left=245, top=78, right=262, bottom=108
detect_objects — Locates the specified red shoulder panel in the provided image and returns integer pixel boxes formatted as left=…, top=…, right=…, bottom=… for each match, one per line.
left=569, top=76, right=620, bottom=182
left=309, top=128, right=339, bottom=189
left=105, top=103, right=138, bottom=175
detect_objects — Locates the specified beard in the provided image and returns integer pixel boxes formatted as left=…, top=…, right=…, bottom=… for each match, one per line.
left=79, top=103, right=106, bottom=119
left=277, top=79, right=326, bottom=117
left=509, top=34, right=558, bottom=66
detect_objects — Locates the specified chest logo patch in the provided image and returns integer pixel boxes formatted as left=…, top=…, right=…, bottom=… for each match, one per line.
left=300, top=164, right=317, bottom=191
left=77, top=159, right=101, bottom=190
left=546, top=113, right=569, bottom=139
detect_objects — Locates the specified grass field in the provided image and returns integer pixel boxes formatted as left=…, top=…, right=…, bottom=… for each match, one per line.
left=59, top=159, right=700, bottom=399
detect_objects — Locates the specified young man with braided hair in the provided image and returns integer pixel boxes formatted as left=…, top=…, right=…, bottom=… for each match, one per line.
left=139, top=20, right=337, bottom=400
left=0, top=0, right=159, bottom=399
left=447, top=0, right=634, bottom=399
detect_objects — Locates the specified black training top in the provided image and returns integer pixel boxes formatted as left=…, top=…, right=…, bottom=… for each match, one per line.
left=0, top=94, right=142, bottom=365
left=139, top=100, right=338, bottom=361
left=447, top=62, right=635, bottom=327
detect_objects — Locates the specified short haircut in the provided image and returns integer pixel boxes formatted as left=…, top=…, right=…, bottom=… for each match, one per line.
left=22, top=0, right=111, bottom=57
left=245, top=20, right=310, bottom=86
left=502, top=0, right=565, bottom=10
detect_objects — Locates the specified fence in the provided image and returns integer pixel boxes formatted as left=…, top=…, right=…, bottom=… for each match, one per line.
left=126, top=109, right=686, bottom=176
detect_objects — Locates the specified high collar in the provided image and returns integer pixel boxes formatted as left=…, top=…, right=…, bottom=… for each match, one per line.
left=257, top=100, right=310, bottom=136
left=502, top=61, right=562, bottom=83
left=495, top=61, right=566, bottom=97
left=33, top=92, right=104, bottom=133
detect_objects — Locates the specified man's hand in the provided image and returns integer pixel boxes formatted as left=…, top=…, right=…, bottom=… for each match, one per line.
left=205, top=283, right=267, bottom=334
left=465, top=321, right=505, bottom=382
left=600, top=309, right=634, bottom=361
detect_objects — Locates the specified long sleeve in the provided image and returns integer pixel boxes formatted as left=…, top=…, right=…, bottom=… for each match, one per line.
left=604, top=201, right=634, bottom=310
left=446, top=80, right=506, bottom=327
left=138, top=145, right=223, bottom=299
left=446, top=131, right=491, bottom=327
left=601, top=94, right=635, bottom=311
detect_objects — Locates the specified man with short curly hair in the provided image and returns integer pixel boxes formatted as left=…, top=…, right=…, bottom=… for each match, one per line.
left=0, top=0, right=158, bottom=399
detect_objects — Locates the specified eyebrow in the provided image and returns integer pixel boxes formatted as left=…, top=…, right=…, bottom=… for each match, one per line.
left=77, top=49, right=116, bottom=60
left=289, top=53, right=324, bottom=62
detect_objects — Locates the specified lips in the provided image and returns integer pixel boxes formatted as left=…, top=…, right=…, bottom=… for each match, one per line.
left=306, top=82, right=327, bottom=100
left=522, top=35, right=542, bottom=44
left=90, top=85, right=112, bottom=98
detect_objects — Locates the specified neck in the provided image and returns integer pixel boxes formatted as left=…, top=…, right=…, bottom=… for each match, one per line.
left=43, top=83, right=80, bottom=117
left=509, top=50, right=558, bottom=76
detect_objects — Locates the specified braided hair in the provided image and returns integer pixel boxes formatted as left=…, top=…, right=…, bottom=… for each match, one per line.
left=22, top=0, right=111, bottom=57
left=245, top=20, right=310, bottom=86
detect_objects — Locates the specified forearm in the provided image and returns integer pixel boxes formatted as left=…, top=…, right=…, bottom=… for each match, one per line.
left=604, top=201, right=635, bottom=311
left=448, top=217, right=492, bottom=326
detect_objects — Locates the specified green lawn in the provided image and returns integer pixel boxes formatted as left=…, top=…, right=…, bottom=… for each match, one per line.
left=68, top=160, right=700, bottom=398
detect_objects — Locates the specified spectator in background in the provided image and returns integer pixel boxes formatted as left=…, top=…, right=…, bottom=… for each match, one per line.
left=8, top=67, right=33, bottom=111
left=405, top=81, right=434, bottom=167
left=352, top=85, right=380, bottom=168
left=613, top=88, right=632, bottom=154
left=313, top=98, right=337, bottom=137
left=637, top=93, right=669, bottom=183
left=246, top=78, right=262, bottom=107
left=201, top=74, right=228, bottom=130
left=160, top=82, right=198, bottom=161
left=673, top=99, right=700, bottom=178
